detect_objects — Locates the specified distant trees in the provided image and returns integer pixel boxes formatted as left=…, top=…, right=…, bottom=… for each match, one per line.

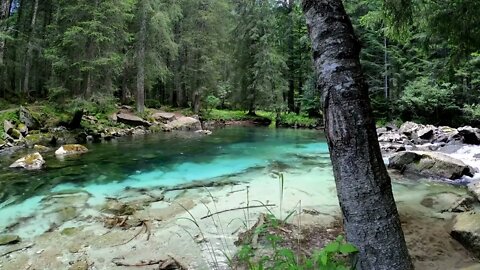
left=0, top=0, right=478, bottom=125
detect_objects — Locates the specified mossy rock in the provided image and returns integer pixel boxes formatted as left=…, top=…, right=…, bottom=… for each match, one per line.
left=55, top=144, right=88, bottom=156
left=0, top=234, right=21, bottom=245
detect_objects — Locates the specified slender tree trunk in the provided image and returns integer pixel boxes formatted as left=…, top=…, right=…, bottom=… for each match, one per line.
left=287, top=0, right=295, bottom=112
left=0, top=0, right=11, bottom=66
left=23, top=0, right=39, bottom=97
left=302, top=1, right=413, bottom=269
left=136, top=0, right=147, bottom=113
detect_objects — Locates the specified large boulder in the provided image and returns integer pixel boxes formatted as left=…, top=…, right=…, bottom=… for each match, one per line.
left=10, top=152, right=45, bottom=170
left=378, top=131, right=403, bottom=143
left=19, top=105, right=41, bottom=130
left=450, top=213, right=480, bottom=258
left=468, top=181, right=480, bottom=202
left=55, top=144, right=89, bottom=156
left=417, top=126, right=435, bottom=140
left=3, top=120, right=14, bottom=134
left=458, top=126, right=480, bottom=145
left=164, top=116, right=202, bottom=131
left=399, top=121, right=421, bottom=136
left=152, top=112, right=176, bottom=123
left=388, top=151, right=476, bottom=179
left=116, top=113, right=151, bottom=127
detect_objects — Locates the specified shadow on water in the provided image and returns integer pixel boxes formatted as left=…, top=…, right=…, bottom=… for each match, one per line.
left=0, top=127, right=328, bottom=206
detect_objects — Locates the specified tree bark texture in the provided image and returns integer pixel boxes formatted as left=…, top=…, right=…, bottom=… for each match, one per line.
left=302, top=1, right=413, bottom=269
left=23, top=0, right=39, bottom=96
left=0, top=0, right=11, bottom=66
left=136, top=0, right=147, bottom=113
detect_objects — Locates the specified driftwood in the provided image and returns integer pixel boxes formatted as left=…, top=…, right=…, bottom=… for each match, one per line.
left=0, top=243, right=35, bottom=258
left=200, top=204, right=275, bottom=220
left=111, top=220, right=151, bottom=247
left=112, top=255, right=187, bottom=269
left=165, top=180, right=241, bottom=192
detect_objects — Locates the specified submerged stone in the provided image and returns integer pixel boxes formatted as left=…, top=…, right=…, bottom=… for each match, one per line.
left=0, top=234, right=21, bottom=245
left=451, top=213, right=480, bottom=258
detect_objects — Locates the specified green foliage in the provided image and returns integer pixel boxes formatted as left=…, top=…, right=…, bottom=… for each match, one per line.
left=205, top=95, right=221, bottom=112
left=0, top=110, right=19, bottom=138
left=277, top=113, right=318, bottom=128
left=237, top=217, right=358, bottom=270
left=397, top=77, right=460, bottom=125
left=145, top=99, right=162, bottom=109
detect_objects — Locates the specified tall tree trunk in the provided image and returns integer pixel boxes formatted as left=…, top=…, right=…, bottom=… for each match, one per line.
left=23, top=0, right=39, bottom=97
left=286, top=0, right=295, bottom=112
left=302, top=1, right=413, bottom=269
left=0, top=0, right=11, bottom=66
left=136, top=0, right=147, bottom=113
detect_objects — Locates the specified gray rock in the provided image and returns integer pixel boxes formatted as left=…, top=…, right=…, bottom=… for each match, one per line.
left=164, top=116, right=202, bottom=131
left=10, top=152, right=45, bottom=170
left=417, top=126, right=435, bottom=140
left=458, top=126, right=480, bottom=145
left=17, top=123, right=28, bottom=136
left=388, top=151, right=476, bottom=179
left=152, top=112, right=176, bottom=123
left=3, top=120, right=14, bottom=134
left=0, top=234, right=21, bottom=245
left=399, top=121, right=421, bottom=136
left=378, top=132, right=402, bottom=143
left=117, top=113, right=151, bottom=127
left=468, top=181, right=480, bottom=202
left=450, top=212, right=480, bottom=258
left=19, top=105, right=41, bottom=130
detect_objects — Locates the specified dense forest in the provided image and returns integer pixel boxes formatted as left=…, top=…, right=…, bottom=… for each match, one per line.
left=0, top=0, right=479, bottom=126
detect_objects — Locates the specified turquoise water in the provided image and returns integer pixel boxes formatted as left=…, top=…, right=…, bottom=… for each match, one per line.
left=0, top=127, right=329, bottom=207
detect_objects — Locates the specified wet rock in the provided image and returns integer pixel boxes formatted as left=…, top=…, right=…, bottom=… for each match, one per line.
left=3, top=119, right=14, bottom=134
left=195, top=129, right=212, bottom=135
left=376, top=127, right=387, bottom=136
left=385, top=122, right=398, bottom=131
left=117, top=113, right=151, bottom=127
left=444, top=197, right=476, bottom=213
left=10, top=152, right=45, bottom=170
left=165, top=116, right=202, bottom=131
left=468, top=181, right=480, bottom=202
left=0, top=234, right=21, bottom=245
left=388, top=151, right=476, bottom=179
left=458, top=126, right=480, bottom=145
left=417, top=126, right=435, bottom=140
left=9, top=128, right=22, bottom=139
left=378, top=132, right=402, bottom=143
left=450, top=212, right=480, bottom=258
left=152, top=112, right=176, bottom=123
left=19, top=105, right=41, bottom=130
left=33, top=144, right=51, bottom=152
left=55, top=144, right=88, bottom=156
left=399, top=121, right=421, bottom=136
left=17, top=123, right=28, bottom=136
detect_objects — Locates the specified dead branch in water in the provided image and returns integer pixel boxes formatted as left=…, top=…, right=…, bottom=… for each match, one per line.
left=0, top=243, right=35, bottom=258
left=200, top=204, right=275, bottom=220
left=165, top=180, right=241, bottom=192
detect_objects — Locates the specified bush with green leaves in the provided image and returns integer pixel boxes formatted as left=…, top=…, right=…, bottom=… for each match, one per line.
left=397, top=77, right=460, bottom=125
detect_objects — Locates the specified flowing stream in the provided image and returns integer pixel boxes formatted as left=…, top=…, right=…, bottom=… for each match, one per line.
left=0, top=127, right=477, bottom=269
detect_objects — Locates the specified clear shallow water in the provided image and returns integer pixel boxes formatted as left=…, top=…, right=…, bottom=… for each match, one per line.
left=0, top=127, right=469, bottom=234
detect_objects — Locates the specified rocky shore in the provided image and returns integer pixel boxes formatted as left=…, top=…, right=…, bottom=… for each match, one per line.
left=0, top=105, right=274, bottom=157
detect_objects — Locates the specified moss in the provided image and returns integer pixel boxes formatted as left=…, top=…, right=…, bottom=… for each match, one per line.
left=61, top=227, right=81, bottom=236
left=24, top=154, right=40, bottom=165
left=63, top=144, right=88, bottom=152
